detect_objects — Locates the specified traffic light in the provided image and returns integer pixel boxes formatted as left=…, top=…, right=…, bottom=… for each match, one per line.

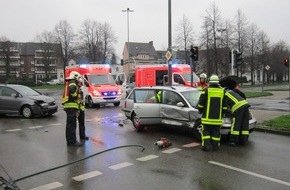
left=233, top=50, right=243, bottom=68
left=284, top=58, right=289, bottom=67
left=190, top=46, right=198, bottom=61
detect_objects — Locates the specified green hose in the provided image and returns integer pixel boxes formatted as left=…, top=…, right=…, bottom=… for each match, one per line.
left=13, top=144, right=145, bottom=183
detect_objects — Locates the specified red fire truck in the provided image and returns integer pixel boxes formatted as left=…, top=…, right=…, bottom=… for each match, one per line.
left=135, top=64, right=199, bottom=87
left=65, top=64, right=122, bottom=108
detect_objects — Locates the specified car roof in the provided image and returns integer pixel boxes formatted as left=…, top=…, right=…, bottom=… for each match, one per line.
left=133, top=85, right=199, bottom=93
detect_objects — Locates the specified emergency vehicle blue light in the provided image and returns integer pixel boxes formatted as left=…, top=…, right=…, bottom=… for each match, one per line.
left=104, top=92, right=108, bottom=96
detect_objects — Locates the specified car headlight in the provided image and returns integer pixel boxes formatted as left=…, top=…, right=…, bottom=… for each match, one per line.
left=93, top=90, right=101, bottom=96
left=40, top=103, right=49, bottom=108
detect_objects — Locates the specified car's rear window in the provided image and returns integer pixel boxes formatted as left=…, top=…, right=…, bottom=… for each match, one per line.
left=13, top=86, right=40, bottom=96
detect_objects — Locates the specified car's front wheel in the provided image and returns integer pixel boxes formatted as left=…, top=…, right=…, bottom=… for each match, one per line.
left=21, top=105, right=33, bottom=118
left=193, top=120, right=202, bottom=141
left=131, top=112, right=144, bottom=132
left=86, top=96, right=94, bottom=108
left=113, top=102, right=120, bottom=106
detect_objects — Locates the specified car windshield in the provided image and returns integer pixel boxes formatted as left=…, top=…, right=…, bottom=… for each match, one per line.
left=13, top=85, right=41, bottom=96
left=180, top=90, right=201, bottom=107
left=181, top=73, right=200, bottom=83
left=88, top=74, right=116, bottom=85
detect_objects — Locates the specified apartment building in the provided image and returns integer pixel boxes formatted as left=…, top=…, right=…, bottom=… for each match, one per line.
left=0, top=42, right=63, bottom=83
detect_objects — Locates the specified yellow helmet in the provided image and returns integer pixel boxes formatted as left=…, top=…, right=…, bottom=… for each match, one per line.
left=209, top=74, right=219, bottom=84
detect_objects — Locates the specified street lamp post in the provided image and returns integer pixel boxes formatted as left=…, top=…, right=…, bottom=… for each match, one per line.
left=122, top=8, right=134, bottom=59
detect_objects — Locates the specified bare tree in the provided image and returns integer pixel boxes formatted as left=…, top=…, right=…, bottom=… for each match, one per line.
left=54, top=20, right=76, bottom=73
left=256, top=31, right=270, bottom=84
left=101, top=22, right=117, bottom=64
left=246, top=23, right=260, bottom=84
left=35, top=31, right=60, bottom=79
left=0, top=36, right=14, bottom=79
left=269, top=41, right=289, bottom=83
left=78, top=19, right=103, bottom=62
left=233, top=9, right=249, bottom=78
left=200, top=2, right=223, bottom=75
left=174, top=14, right=194, bottom=65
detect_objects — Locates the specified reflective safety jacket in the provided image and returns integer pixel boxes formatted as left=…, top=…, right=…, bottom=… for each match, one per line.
left=224, top=90, right=249, bottom=113
left=196, top=81, right=208, bottom=91
left=78, top=89, right=85, bottom=111
left=198, top=86, right=227, bottom=125
left=62, top=80, right=79, bottom=109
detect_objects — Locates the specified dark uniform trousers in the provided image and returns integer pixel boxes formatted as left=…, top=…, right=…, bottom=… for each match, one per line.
left=65, top=108, right=78, bottom=144
left=202, top=124, right=221, bottom=150
left=78, top=110, right=86, bottom=138
left=230, top=105, right=250, bottom=144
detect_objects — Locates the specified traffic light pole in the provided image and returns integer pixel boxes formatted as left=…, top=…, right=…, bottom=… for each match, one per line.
left=231, top=49, right=234, bottom=75
left=288, top=56, right=290, bottom=100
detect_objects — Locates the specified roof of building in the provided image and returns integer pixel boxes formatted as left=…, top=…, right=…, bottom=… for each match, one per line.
left=124, top=41, right=158, bottom=58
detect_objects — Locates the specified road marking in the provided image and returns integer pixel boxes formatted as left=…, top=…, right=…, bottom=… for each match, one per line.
left=209, top=161, right=290, bottom=187
left=136, top=155, right=159, bottom=162
left=29, top=126, right=43, bottom=129
left=72, top=171, right=103, bottom=181
left=48, top=123, right=62, bottom=126
left=162, top=148, right=182, bottom=154
left=30, top=182, right=63, bottom=190
left=109, top=162, right=133, bottom=170
left=182, top=142, right=200, bottom=148
left=6, top=129, right=22, bottom=132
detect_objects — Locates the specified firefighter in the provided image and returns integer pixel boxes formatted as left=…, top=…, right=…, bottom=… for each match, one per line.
left=224, top=89, right=250, bottom=146
left=146, top=90, right=162, bottom=103
left=62, top=71, right=83, bottom=146
left=77, top=77, right=89, bottom=141
left=197, top=74, right=227, bottom=151
left=196, top=73, right=208, bottom=90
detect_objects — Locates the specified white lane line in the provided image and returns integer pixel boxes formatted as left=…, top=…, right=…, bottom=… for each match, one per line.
left=162, top=148, right=182, bottom=154
left=182, top=142, right=200, bottom=148
left=109, top=162, right=133, bottom=170
left=6, top=129, right=22, bottom=132
left=48, top=123, right=62, bottom=126
left=30, top=182, right=63, bottom=190
left=29, top=126, right=43, bottom=129
left=209, top=161, right=290, bottom=187
left=72, top=171, right=103, bottom=181
left=136, top=155, right=159, bottom=162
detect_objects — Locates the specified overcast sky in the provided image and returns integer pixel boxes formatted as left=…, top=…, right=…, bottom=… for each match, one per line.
left=1, top=0, right=289, bottom=59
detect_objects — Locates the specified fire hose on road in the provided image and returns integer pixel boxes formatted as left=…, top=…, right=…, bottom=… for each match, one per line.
left=0, top=144, right=145, bottom=190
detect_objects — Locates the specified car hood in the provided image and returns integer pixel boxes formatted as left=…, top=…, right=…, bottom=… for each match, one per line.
left=27, top=95, right=55, bottom=102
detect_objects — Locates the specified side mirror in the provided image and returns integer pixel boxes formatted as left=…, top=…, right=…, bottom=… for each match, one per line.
left=176, top=102, right=184, bottom=107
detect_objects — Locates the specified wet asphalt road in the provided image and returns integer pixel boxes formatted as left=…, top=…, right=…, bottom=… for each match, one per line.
left=1, top=89, right=290, bottom=190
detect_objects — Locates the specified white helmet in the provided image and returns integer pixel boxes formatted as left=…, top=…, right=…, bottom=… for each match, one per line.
left=200, top=73, right=207, bottom=79
left=68, top=71, right=81, bottom=80
left=209, top=74, right=219, bottom=85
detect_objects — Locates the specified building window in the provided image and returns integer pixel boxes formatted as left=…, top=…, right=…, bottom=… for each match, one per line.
left=116, top=67, right=119, bottom=72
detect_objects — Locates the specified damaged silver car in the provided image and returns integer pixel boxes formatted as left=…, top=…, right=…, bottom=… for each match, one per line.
left=122, top=86, right=256, bottom=141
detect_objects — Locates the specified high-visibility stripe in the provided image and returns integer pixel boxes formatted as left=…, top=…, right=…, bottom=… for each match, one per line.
left=241, top=130, right=249, bottom=135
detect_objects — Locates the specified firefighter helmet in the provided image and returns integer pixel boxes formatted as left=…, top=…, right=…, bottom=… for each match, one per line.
left=68, top=71, right=81, bottom=80
left=200, top=73, right=207, bottom=79
left=209, top=74, right=219, bottom=85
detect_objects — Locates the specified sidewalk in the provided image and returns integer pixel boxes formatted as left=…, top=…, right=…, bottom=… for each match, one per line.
left=250, top=91, right=290, bottom=123
left=250, top=91, right=290, bottom=136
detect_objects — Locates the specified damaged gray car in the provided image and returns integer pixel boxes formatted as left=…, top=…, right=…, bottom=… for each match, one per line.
left=122, top=86, right=256, bottom=141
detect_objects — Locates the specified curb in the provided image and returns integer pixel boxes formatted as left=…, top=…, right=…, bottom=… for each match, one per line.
left=255, top=127, right=290, bottom=136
